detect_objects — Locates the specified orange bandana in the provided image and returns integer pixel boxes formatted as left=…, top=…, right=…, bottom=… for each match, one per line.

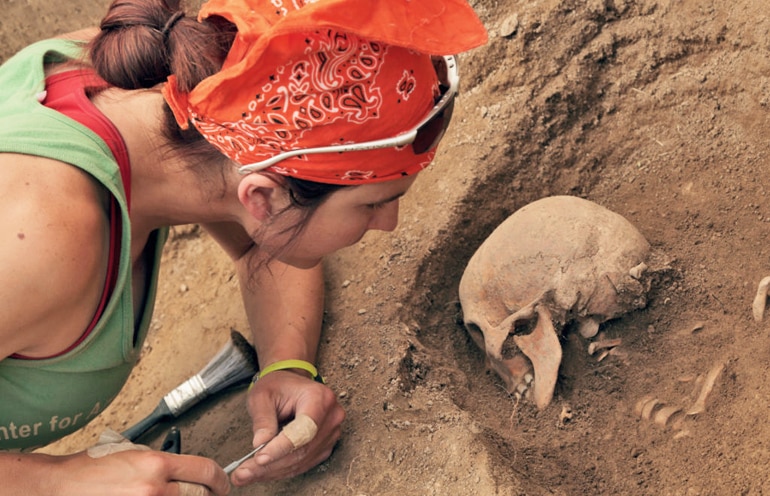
left=162, top=0, right=488, bottom=184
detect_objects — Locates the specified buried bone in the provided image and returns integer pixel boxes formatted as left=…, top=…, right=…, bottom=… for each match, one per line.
left=459, top=196, right=652, bottom=409
left=653, top=405, right=683, bottom=428
left=752, top=276, right=770, bottom=322
left=633, top=362, right=724, bottom=437
left=687, top=362, right=725, bottom=416
left=588, top=337, right=622, bottom=355
left=634, top=397, right=684, bottom=430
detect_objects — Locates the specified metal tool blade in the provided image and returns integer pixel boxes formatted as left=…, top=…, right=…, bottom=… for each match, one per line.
left=223, top=443, right=267, bottom=474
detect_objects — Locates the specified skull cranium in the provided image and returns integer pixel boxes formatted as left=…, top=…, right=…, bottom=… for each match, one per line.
left=458, top=196, right=651, bottom=409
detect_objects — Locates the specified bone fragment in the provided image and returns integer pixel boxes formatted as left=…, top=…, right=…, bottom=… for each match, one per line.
left=629, top=262, right=648, bottom=280
left=641, top=398, right=661, bottom=420
left=689, top=322, right=705, bottom=334
left=578, top=318, right=600, bottom=339
left=670, top=414, right=686, bottom=432
left=673, top=429, right=691, bottom=440
left=513, top=305, right=561, bottom=410
left=752, top=276, right=770, bottom=322
left=689, top=374, right=704, bottom=398
left=588, top=338, right=622, bottom=355
left=608, top=347, right=629, bottom=360
left=653, top=405, right=683, bottom=428
left=634, top=395, right=654, bottom=417
left=686, top=362, right=724, bottom=416
left=596, top=350, right=610, bottom=362
left=283, top=414, right=318, bottom=449
left=559, top=404, right=573, bottom=425
left=677, top=374, right=696, bottom=383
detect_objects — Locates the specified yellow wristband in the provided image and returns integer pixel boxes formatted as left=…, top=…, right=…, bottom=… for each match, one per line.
left=249, top=359, right=325, bottom=391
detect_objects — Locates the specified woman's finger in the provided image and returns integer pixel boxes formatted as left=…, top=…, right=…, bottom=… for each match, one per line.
left=174, top=481, right=213, bottom=496
left=165, top=454, right=231, bottom=496
left=282, top=414, right=318, bottom=449
left=231, top=418, right=341, bottom=485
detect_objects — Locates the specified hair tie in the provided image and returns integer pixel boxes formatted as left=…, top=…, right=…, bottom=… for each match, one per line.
left=161, top=11, right=185, bottom=39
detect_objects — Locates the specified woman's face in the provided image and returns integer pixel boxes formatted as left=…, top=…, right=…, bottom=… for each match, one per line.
left=262, top=175, right=418, bottom=269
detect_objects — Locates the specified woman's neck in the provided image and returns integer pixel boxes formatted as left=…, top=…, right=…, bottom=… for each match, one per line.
left=91, top=88, right=241, bottom=255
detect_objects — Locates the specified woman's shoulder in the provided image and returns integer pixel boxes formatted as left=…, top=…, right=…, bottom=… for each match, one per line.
left=0, top=153, right=109, bottom=269
left=0, top=153, right=109, bottom=282
left=0, top=153, right=110, bottom=358
left=1, top=152, right=109, bottom=215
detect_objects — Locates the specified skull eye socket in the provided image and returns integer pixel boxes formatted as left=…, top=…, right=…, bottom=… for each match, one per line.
left=501, top=316, right=538, bottom=360
left=511, top=318, right=537, bottom=336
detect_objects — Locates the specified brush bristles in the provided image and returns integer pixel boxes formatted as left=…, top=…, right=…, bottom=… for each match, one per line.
left=199, top=329, right=259, bottom=395
left=230, top=329, right=260, bottom=370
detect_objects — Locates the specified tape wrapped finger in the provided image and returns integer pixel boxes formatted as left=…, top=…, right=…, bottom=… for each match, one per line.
left=282, top=414, right=318, bottom=449
left=176, top=481, right=212, bottom=496
left=87, top=429, right=211, bottom=496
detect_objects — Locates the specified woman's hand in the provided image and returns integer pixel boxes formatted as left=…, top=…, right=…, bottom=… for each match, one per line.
left=231, top=370, right=345, bottom=485
left=0, top=445, right=231, bottom=496
left=81, top=448, right=230, bottom=496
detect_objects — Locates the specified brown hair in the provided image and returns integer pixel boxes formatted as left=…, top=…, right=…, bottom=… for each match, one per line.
left=89, top=0, right=236, bottom=177
left=88, top=0, right=343, bottom=266
left=90, top=0, right=232, bottom=91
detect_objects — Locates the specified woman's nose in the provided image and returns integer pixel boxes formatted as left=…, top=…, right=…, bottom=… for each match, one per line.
left=369, top=200, right=400, bottom=232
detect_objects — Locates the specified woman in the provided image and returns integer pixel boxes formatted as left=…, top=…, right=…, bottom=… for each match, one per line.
left=0, top=0, right=487, bottom=493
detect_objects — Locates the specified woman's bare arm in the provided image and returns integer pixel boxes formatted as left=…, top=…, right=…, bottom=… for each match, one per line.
left=0, top=154, right=108, bottom=360
left=203, top=222, right=344, bottom=485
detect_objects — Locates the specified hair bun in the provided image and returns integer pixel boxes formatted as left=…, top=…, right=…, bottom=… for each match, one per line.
left=90, top=0, right=234, bottom=91
left=161, top=11, right=185, bottom=38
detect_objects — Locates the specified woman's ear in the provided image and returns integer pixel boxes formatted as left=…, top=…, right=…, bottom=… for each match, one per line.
left=237, top=174, right=286, bottom=221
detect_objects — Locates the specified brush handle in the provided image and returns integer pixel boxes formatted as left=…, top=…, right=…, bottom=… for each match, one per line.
left=164, top=375, right=208, bottom=416
left=122, top=401, right=173, bottom=442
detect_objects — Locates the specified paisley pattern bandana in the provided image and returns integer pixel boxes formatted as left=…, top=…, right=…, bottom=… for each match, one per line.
left=162, top=0, right=488, bottom=185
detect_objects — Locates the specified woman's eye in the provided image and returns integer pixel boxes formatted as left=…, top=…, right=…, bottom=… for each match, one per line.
left=366, top=200, right=390, bottom=210
left=366, top=197, right=400, bottom=211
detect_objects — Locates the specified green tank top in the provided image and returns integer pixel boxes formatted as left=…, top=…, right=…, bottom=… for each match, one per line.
left=0, top=38, right=167, bottom=451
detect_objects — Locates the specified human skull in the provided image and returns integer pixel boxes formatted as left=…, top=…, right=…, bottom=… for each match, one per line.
left=458, top=196, right=651, bottom=409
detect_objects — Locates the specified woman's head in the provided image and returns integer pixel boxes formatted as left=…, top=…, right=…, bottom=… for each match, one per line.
left=88, top=0, right=487, bottom=263
left=88, top=0, right=344, bottom=222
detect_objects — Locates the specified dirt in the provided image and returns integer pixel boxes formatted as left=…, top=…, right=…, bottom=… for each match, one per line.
left=4, top=0, right=770, bottom=494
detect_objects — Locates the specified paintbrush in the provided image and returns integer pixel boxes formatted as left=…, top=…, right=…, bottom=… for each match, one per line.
left=122, top=329, right=259, bottom=442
